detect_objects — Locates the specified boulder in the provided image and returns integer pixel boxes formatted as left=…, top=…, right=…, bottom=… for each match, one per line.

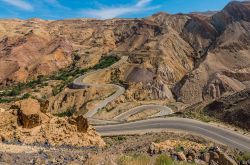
left=187, top=155, right=193, bottom=162
left=177, top=152, right=187, bottom=161
left=208, top=147, right=237, bottom=165
left=216, top=153, right=238, bottom=165
left=187, top=149, right=197, bottom=160
left=69, top=115, right=89, bottom=133
left=201, top=152, right=210, bottom=163
left=210, top=151, right=220, bottom=160
left=148, top=143, right=156, bottom=155
left=75, top=115, right=89, bottom=132
left=15, top=98, right=48, bottom=128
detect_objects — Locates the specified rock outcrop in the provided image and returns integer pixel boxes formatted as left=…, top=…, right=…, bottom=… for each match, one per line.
left=149, top=141, right=237, bottom=165
left=205, top=88, right=250, bottom=130
left=0, top=99, right=105, bottom=147
left=15, top=98, right=49, bottom=128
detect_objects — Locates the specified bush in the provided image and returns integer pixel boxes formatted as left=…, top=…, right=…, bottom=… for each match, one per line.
left=237, top=152, right=250, bottom=161
left=8, top=87, right=21, bottom=96
left=92, top=56, right=119, bottom=70
left=112, top=136, right=126, bottom=141
left=73, top=52, right=81, bottom=61
left=55, top=106, right=76, bottom=117
left=118, top=154, right=150, bottom=165
left=21, top=93, right=31, bottom=99
left=176, top=145, right=185, bottom=152
left=155, top=155, right=174, bottom=165
left=0, top=98, right=14, bottom=103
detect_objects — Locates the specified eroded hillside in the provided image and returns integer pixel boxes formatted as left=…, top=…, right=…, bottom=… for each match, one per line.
left=1, top=2, right=250, bottom=105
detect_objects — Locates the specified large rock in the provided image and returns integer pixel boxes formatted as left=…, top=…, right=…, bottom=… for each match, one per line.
left=177, top=152, right=187, bottom=161
left=15, top=98, right=48, bottom=128
left=208, top=147, right=238, bottom=165
left=68, top=115, right=89, bottom=133
left=75, top=115, right=89, bottom=133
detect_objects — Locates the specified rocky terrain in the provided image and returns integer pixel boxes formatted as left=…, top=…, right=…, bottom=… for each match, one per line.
left=0, top=98, right=105, bottom=147
left=0, top=1, right=250, bottom=165
left=0, top=132, right=248, bottom=165
left=1, top=1, right=250, bottom=104
left=205, top=88, right=250, bottom=130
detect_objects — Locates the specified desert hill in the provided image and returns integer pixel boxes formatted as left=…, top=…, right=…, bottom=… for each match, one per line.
left=1, top=2, right=249, bottom=104
left=0, top=1, right=250, bottom=164
left=0, top=0, right=250, bottom=129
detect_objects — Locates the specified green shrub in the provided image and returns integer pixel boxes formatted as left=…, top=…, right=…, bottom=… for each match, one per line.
left=8, top=86, right=21, bottom=96
left=118, top=154, right=150, bottom=165
left=154, top=139, right=161, bottom=143
left=55, top=106, right=76, bottom=117
left=21, top=93, right=31, bottom=99
left=154, top=155, right=174, bottom=165
left=242, top=152, right=250, bottom=160
left=176, top=145, right=185, bottom=152
left=0, top=98, right=14, bottom=103
left=237, top=152, right=250, bottom=161
left=93, top=56, right=119, bottom=70
left=112, top=136, right=126, bottom=141
left=33, top=89, right=40, bottom=92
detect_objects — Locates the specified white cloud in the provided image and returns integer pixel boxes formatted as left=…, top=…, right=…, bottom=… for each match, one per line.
left=1, top=0, right=33, bottom=11
left=81, top=0, right=159, bottom=19
left=136, top=0, right=151, bottom=7
left=44, top=0, right=70, bottom=10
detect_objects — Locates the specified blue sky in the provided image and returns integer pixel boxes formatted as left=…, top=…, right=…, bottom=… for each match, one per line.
left=0, top=0, right=241, bottom=20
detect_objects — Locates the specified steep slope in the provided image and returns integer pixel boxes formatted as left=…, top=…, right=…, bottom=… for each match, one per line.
left=0, top=1, right=250, bottom=104
left=0, top=19, right=73, bottom=85
left=0, top=17, right=195, bottom=101
left=205, top=88, right=250, bottom=130
left=174, top=1, right=250, bottom=104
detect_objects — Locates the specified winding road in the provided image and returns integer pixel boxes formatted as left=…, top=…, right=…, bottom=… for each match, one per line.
left=71, top=56, right=250, bottom=152
left=114, top=104, right=173, bottom=121
left=96, top=118, right=250, bottom=152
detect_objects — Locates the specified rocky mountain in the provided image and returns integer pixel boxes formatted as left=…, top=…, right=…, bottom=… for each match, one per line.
left=0, top=1, right=250, bottom=123
left=0, top=1, right=250, bottom=164
left=174, top=1, right=250, bottom=104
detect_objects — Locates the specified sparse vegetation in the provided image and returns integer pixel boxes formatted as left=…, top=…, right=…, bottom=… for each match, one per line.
left=0, top=98, right=14, bottom=103
left=236, top=152, right=250, bottom=162
left=51, top=55, right=119, bottom=96
left=171, top=103, right=215, bottom=123
left=155, top=155, right=174, bottom=165
left=112, top=135, right=127, bottom=141
left=92, top=55, right=119, bottom=70
left=0, top=54, right=120, bottom=99
left=175, top=145, right=185, bottom=152
left=118, top=154, right=150, bottom=165
left=54, top=106, right=77, bottom=117
left=21, top=93, right=31, bottom=99
left=0, top=75, right=48, bottom=101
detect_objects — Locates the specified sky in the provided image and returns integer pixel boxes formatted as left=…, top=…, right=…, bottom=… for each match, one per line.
left=0, top=0, right=244, bottom=20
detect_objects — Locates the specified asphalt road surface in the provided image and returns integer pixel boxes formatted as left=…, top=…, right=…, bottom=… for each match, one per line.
left=95, top=118, right=250, bottom=152
left=71, top=55, right=250, bottom=152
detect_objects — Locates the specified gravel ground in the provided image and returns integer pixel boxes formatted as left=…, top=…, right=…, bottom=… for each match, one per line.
left=0, top=132, right=227, bottom=165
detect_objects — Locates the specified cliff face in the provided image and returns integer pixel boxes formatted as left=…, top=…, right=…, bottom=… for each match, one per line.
left=1, top=1, right=250, bottom=103
left=173, top=1, right=250, bottom=104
